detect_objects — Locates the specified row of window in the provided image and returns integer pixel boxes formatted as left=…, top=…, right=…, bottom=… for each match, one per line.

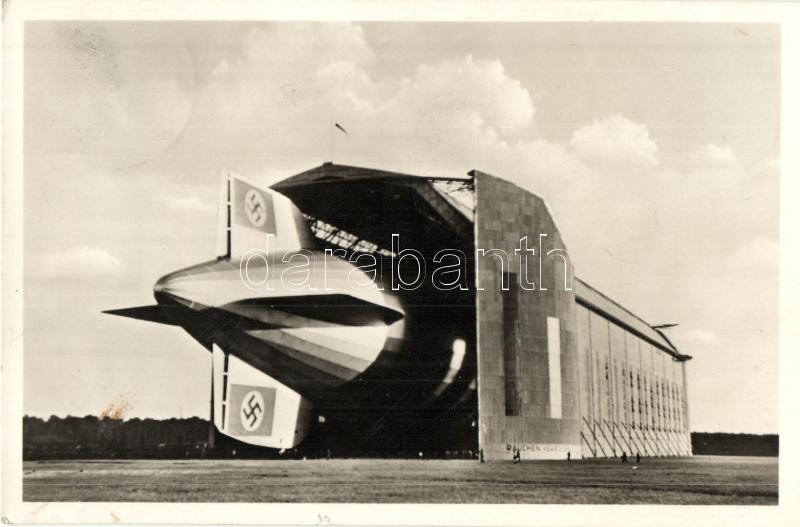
left=593, top=356, right=685, bottom=432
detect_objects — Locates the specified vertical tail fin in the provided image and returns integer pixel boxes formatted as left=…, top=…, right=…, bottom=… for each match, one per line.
left=212, top=343, right=313, bottom=448
left=215, top=168, right=315, bottom=259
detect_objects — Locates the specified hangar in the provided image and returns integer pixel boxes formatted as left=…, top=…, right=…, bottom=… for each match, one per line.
left=110, top=162, right=692, bottom=460
left=273, top=163, right=693, bottom=460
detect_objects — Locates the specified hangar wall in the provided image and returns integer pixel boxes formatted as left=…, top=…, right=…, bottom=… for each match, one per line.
left=576, top=302, right=692, bottom=457
left=473, top=171, right=582, bottom=460
left=473, top=170, right=691, bottom=460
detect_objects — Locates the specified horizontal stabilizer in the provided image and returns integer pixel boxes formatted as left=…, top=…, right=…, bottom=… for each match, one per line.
left=102, top=305, right=184, bottom=326
left=227, top=294, right=404, bottom=327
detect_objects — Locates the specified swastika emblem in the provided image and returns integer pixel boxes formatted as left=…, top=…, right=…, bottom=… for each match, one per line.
left=228, top=384, right=276, bottom=436
left=240, top=390, right=265, bottom=432
left=244, top=189, right=267, bottom=228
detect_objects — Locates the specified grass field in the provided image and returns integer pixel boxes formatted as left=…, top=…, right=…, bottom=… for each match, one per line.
left=23, top=455, right=777, bottom=504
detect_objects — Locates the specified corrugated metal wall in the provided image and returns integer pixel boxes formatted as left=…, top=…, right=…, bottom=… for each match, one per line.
left=577, top=304, right=692, bottom=458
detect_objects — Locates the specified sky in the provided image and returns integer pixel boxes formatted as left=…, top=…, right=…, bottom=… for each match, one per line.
left=23, top=21, right=779, bottom=433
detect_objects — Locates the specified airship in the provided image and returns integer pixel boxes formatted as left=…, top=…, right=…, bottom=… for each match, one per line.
left=106, top=165, right=479, bottom=453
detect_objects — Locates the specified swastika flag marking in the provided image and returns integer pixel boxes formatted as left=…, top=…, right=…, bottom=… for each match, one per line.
left=233, top=179, right=276, bottom=234
left=228, top=384, right=276, bottom=436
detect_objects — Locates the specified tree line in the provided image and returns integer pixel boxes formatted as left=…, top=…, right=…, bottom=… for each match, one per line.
left=22, top=415, right=778, bottom=459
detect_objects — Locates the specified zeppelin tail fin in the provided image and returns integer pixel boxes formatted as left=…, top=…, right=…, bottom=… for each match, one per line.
left=215, top=169, right=316, bottom=259
left=212, top=343, right=313, bottom=449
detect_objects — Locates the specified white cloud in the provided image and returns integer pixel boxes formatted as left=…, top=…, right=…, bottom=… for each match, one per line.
left=683, top=143, right=738, bottom=167
left=386, top=55, right=534, bottom=136
left=568, top=114, right=659, bottom=168
left=194, top=23, right=376, bottom=127
left=175, top=30, right=555, bottom=185
left=40, top=246, right=122, bottom=277
left=703, top=144, right=737, bottom=164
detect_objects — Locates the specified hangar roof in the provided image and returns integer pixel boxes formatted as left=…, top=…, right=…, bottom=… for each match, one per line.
left=272, top=162, right=474, bottom=255
left=273, top=162, right=471, bottom=185
left=575, top=279, right=689, bottom=361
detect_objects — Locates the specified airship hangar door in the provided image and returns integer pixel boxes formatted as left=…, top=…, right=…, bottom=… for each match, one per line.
left=271, top=164, right=479, bottom=458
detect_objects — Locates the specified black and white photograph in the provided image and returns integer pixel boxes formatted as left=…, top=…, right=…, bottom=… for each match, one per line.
left=2, top=1, right=799, bottom=525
